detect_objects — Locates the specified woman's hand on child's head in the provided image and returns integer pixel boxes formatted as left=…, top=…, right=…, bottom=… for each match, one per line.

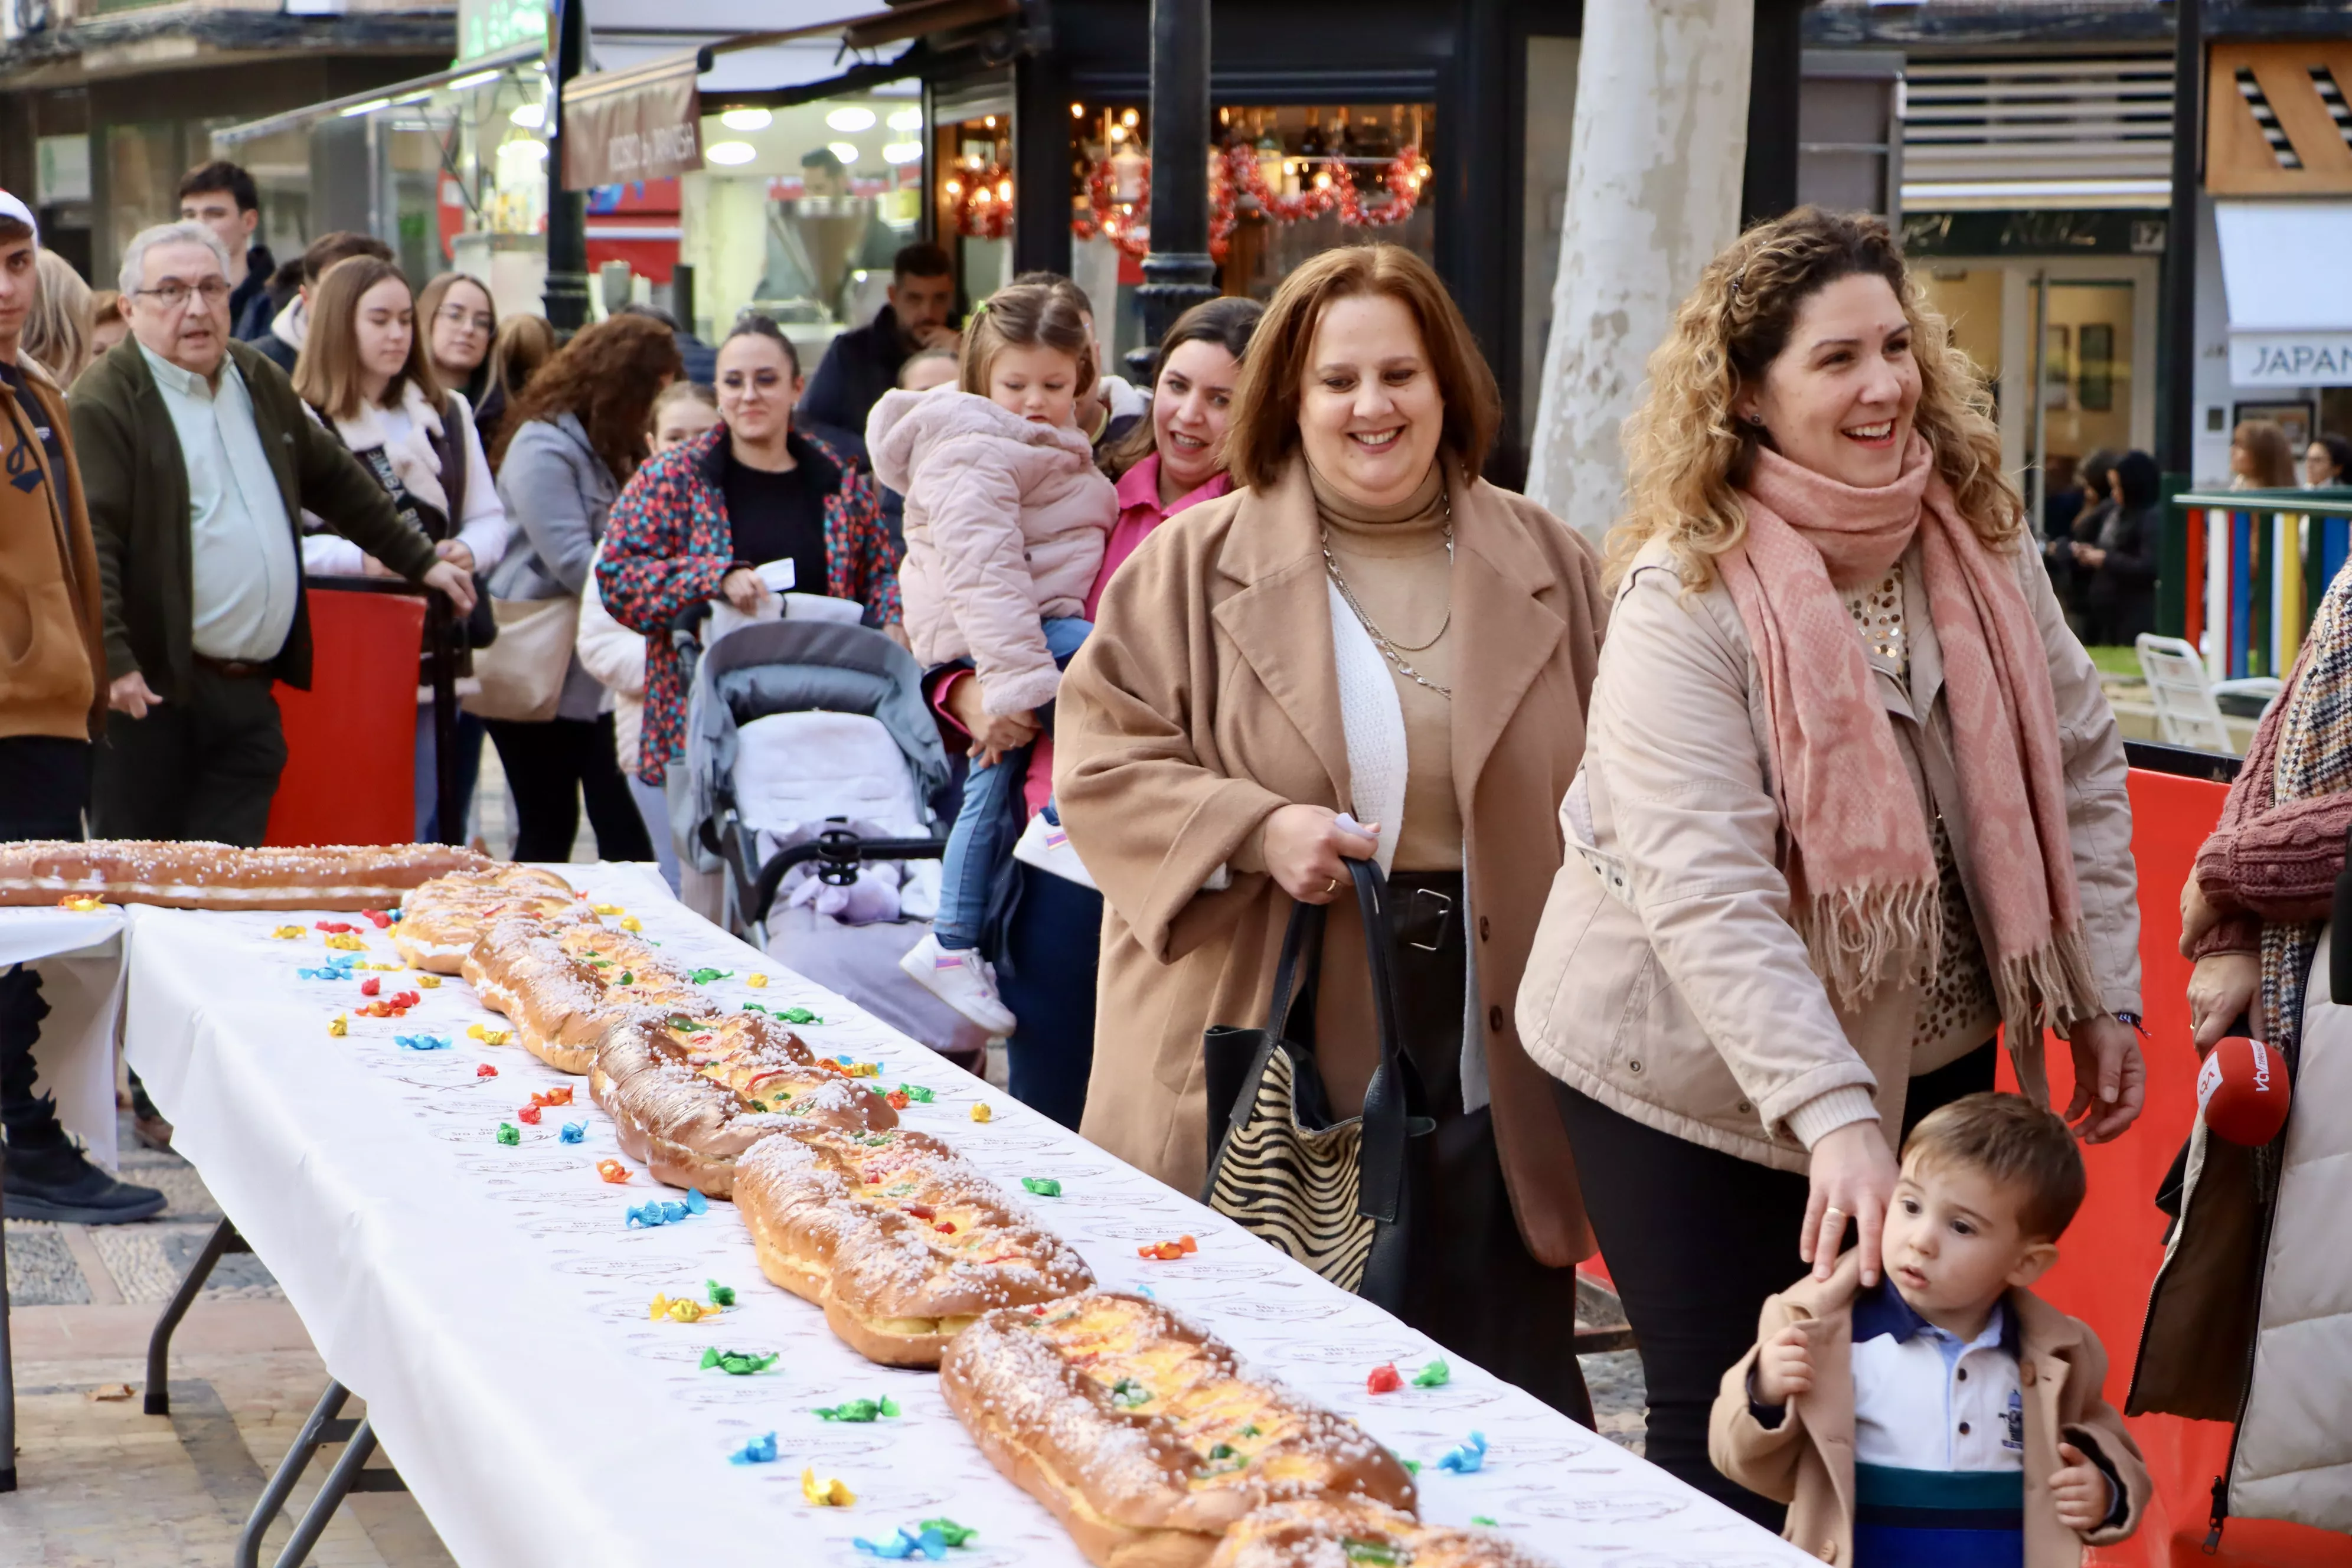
left=1752, top=1322, right=1815, bottom=1405
left=1803, top=1121, right=1898, bottom=1285
left=2050, top=1442, right=2113, bottom=1533
left=720, top=567, right=771, bottom=613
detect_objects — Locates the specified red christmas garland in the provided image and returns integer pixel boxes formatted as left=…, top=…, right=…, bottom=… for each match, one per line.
left=944, top=160, right=1015, bottom=241
left=1067, top=143, right=1423, bottom=262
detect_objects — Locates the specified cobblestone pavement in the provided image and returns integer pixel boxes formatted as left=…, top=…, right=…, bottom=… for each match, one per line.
left=0, top=1117, right=1646, bottom=1563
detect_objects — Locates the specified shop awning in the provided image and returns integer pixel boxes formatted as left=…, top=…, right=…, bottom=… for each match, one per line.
left=2217, top=200, right=2352, bottom=387
left=211, top=40, right=546, bottom=146
left=558, top=0, right=1018, bottom=186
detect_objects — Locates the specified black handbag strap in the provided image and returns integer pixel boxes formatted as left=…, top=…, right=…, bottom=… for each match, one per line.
left=1257, top=858, right=1427, bottom=1226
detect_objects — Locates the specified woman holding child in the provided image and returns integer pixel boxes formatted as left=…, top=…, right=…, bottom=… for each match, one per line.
left=1517, top=208, right=2148, bottom=1521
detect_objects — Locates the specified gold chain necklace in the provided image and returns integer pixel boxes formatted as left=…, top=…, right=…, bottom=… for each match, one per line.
left=1321, top=487, right=1455, bottom=699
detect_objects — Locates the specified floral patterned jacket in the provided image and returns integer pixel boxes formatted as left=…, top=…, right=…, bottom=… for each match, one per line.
left=597, top=423, right=901, bottom=785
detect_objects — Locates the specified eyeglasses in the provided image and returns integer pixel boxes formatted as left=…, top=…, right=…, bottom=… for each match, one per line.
left=135, top=278, right=231, bottom=309
left=436, top=305, right=496, bottom=332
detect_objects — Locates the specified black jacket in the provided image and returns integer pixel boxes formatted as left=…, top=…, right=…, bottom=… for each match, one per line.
left=2085, top=500, right=2161, bottom=646
left=798, top=304, right=913, bottom=440
left=229, top=245, right=277, bottom=342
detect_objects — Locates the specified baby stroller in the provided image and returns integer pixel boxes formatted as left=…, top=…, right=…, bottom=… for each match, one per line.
left=674, top=613, right=989, bottom=1071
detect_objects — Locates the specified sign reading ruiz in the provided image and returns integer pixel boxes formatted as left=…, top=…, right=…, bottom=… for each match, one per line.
left=2232, top=332, right=2352, bottom=388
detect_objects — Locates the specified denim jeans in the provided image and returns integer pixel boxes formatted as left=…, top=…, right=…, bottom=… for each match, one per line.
left=932, top=616, right=1090, bottom=949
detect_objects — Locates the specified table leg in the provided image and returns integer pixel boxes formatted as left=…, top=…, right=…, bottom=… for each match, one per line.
left=236, top=1381, right=354, bottom=1568
left=269, top=1416, right=381, bottom=1568
left=145, top=1216, right=243, bottom=1416
left=1, top=1179, right=15, bottom=1494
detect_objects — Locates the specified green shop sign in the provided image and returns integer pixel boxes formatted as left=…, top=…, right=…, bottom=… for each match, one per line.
left=459, top=0, right=548, bottom=63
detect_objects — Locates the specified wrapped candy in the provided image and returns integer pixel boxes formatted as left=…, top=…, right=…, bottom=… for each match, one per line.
left=746, top=973, right=768, bottom=988
left=814, top=1397, right=900, bottom=1423
left=700, top=1348, right=778, bottom=1376
left=1412, top=1358, right=1452, bottom=1389
left=729, top=1432, right=778, bottom=1466
left=969, top=1104, right=992, bottom=1123
left=1366, top=1364, right=1404, bottom=1395
left=919, top=1520, right=976, bottom=1549
left=360, top=978, right=381, bottom=997
left=327, top=1014, right=348, bottom=1037
left=518, top=1105, right=543, bottom=1125
left=854, top=1527, right=952, bottom=1560
left=559, top=1122, right=586, bottom=1144
left=1020, top=1177, right=1061, bottom=1197
left=1435, top=1432, right=1489, bottom=1474
left=649, top=1293, right=719, bottom=1322
left=495, top=1122, right=521, bottom=1145
left=531, top=1087, right=574, bottom=1107
left=780, top=1007, right=822, bottom=1025
left=476, top=1064, right=498, bottom=1079
left=706, top=1280, right=737, bottom=1306
left=801, top=1467, right=856, bottom=1507
left=466, top=1023, right=511, bottom=1047
left=893, top=1084, right=935, bottom=1104
left=323, top=934, right=367, bottom=952
left=596, top=1159, right=631, bottom=1184
left=688, top=967, right=733, bottom=985
left=619, top=916, right=642, bottom=933
left=1136, top=1236, right=1198, bottom=1262
left=269, top=925, right=306, bottom=940
left=360, top=910, right=392, bottom=929
left=394, top=1035, right=452, bottom=1051
left=592, top=903, right=623, bottom=916
left=415, top=975, right=441, bottom=989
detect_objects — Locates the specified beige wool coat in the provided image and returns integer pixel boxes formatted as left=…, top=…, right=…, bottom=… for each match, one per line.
left=1517, top=533, right=2142, bottom=1171
left=1710, top=1252, right=2151, bottom=1567
left=1052, top=457, right=1609, bottom=1266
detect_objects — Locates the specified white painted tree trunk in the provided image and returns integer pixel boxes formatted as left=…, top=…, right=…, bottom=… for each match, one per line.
left=1525, top=0, right=1756, bottom=542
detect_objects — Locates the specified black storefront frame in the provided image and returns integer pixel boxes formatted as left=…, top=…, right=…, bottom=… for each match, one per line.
left=989, top=0, right=1583, bottom=485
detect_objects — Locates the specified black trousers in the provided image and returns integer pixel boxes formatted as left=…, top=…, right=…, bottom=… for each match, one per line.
left=89, top=667, right=285, bottom=847
left=1385, top=871, right=1594, bottom=1427
left=0, top=736, right=92, bottom=1149
left=995, top=867, right=1101, bottom=1132
left=485, top=714, right=652, bottom=864
left=1551, top=1042, right=1997, bottom=1528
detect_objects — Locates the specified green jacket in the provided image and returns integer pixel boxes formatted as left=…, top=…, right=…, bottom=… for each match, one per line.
left=68, top=337, right=437, bottom=698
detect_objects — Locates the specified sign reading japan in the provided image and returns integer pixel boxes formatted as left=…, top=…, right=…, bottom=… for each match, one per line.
left=2233, top=332, right=2352, bottom=388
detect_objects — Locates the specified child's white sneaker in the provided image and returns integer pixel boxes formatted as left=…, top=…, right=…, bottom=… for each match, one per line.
left=899, top=930, right=1017, bottom=1036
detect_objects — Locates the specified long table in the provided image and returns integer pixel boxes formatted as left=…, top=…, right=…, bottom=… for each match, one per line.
left=122, top=862, right=1804, bottom=1567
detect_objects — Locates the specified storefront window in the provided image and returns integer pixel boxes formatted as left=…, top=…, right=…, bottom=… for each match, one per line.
left=1067, top=99, right=1435, bottom=366
left=677, top=89, right=926, bottom=360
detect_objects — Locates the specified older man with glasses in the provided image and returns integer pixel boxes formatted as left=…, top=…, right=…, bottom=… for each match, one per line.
left=68, top=220, right=476, bottom=850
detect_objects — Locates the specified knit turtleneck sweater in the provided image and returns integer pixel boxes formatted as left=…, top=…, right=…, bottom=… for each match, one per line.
left=1312, top=461, right=1462, bottom=871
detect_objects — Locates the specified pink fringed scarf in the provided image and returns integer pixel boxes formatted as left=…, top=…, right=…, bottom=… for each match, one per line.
left=1722, top=436, right=2098, bottom=1051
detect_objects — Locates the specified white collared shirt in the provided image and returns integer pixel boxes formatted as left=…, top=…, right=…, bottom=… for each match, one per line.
left=1850, top=1283, right=2026, bottom=1473
left=141, top=342, right=299, bottom=662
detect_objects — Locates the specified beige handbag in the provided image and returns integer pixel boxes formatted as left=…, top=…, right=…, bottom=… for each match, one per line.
left=460, top=596, right=580, bottom=723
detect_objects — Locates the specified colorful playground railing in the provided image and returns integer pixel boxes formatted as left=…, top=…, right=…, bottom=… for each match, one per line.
left=2167, top=487, right=2352, bottom=681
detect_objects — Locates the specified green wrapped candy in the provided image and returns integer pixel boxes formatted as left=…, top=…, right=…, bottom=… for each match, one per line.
left=495, top=1122, right=520, bottom=1146
left=1020, top=1177, right=1062, bottom=1197
left=814, top=1396, right=901, bottom=1422
left=698, top=1348, right=779, bottom=1375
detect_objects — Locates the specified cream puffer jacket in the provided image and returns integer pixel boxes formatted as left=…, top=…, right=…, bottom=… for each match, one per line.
left=1516, top=533, right=2142, bottom=1171
left=867, top=388, right=1116, bottom=716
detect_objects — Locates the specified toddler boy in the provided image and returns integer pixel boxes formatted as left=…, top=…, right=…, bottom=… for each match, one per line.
left=1710, top=1093, right=2148, bottom=1566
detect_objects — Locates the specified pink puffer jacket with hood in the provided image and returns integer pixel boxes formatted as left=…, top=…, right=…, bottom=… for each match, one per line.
left=868, top=388, right=1116, bottom=716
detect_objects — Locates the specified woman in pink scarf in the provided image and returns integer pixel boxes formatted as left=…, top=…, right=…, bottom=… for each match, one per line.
left=929, top=296, right=1263, bottom=1128
left=1516, top=209, right=2147, bottom=1524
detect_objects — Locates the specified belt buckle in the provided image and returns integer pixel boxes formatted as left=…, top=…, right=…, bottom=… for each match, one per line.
left=1398, top=887, right=1455, bottom=952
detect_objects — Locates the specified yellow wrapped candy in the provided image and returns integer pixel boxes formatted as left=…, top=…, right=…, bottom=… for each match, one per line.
left=328, top=1013, right=348, bottom=1037
left=648, top=1293, right=718, bottom=1323
left=619, top=916, right=642, bottom=933
left=357, top=960, right=403, bottom=971
left=970, top=1103, right=992, bottom=1123
left=746, top=973, right=769, bottom=989
left=801, top=1467, right=855, bottom=1507
left=269, top=926, right=306, bottom=940
left=465, top=1023, right=511, bottom=1047
left=592, top=903, right=623, bottom=916
left=415, top=975, right=441, bottom=989
left=323, top=933, right=366, bottom=951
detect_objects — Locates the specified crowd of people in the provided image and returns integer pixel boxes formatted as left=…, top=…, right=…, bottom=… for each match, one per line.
left=7, top=152, right=2350, bottom=1558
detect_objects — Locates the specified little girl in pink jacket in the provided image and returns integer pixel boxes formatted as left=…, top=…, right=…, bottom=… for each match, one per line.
left=867, top=282, right=1116, bottom=1033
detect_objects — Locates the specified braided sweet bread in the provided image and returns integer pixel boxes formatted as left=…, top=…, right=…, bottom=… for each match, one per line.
left=0, top=841, right=489, bottom=912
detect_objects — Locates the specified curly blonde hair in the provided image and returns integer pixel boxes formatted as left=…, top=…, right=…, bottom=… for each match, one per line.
left=1610, top=207, right=2019, bottom=587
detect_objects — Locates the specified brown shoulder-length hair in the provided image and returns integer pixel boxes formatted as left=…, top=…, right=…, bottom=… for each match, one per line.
left=1612, top=207, right=2018, bottom=588
left=959, top=282, right=1096, bottom=401
left=494, top=313, right=682, bottom=481
left=1225, top=244, right=1500, bottom=492
left=295, top=257, right=439, bottom=422
left=2232, top=418, right=2298, bottom=489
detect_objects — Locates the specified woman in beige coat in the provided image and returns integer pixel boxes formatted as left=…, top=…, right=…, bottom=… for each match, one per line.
left=1515, top=209, right=2147, bottom=1521
left=1054, top=245, right=1608, bottom=1422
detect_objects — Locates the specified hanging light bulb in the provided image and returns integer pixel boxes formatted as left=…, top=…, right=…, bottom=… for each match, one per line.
left=719, top=107, right=770, bottom=132
left=887, top=106, right=923, bottom=132
left=825, top=106, right=876, bottom=132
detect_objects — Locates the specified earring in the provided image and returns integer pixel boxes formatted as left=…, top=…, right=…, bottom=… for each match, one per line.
left=1746, top=413, right=1765, bottom=428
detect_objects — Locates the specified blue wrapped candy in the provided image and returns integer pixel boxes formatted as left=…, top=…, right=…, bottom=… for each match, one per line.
left=854, top=1527, right=952, bottom=1560
left=626, top=1200, right=692, bottom=1227
left=1435, top=1430, right=1489, bottom=1474
left=296, top=961, right=358, bottom=981
left=558, top=1122, right=586, bottom=1144
left=685, top=1188, right=708, bottom=1215
left=394, top=1034, right=452, bottom=1051
left=728, top=1431, right=778, bottom=1465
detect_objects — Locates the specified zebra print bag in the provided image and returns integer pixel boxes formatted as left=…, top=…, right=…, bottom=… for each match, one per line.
left=1201, top=859, right=1430, bottom=1311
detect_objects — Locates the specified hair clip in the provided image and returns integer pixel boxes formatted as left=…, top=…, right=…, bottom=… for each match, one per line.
left=1729, top=270, right=1746, bottom=296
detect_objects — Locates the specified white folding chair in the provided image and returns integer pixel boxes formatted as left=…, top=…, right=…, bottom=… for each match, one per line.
left=2136, top=633, right=2237, bottom=754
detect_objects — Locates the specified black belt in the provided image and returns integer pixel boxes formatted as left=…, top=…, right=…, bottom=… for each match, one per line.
left=192, top=654, right=269, bottom=679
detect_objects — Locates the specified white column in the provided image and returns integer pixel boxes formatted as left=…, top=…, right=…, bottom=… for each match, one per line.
left=1525, top=0, right=1756, bottom=541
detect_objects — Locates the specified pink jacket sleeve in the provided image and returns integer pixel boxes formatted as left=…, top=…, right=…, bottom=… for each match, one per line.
left=2190, top=639, right=2352, bottom=953
left=919, top=434, right=1065, bottom=717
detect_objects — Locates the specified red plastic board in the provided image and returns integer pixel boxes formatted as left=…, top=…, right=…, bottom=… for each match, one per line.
left=263, top=588, right=422, bottom=848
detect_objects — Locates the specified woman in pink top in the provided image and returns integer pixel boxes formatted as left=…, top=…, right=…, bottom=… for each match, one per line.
left=931, top=295, right=1264, bottom=1126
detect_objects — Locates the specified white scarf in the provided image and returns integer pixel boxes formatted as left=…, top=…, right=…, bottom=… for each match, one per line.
left=334, top=379, right=449, bottom=518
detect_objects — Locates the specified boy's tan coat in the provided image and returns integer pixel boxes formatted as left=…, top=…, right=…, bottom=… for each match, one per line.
left=1709, top=1252, right=2150, bottom=1566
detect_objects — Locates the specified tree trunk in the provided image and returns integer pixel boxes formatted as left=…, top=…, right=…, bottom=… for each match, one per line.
left=1526, top=0, right=1755, bottom=543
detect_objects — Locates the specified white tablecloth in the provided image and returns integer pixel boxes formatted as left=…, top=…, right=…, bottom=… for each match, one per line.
left=0, top=906, right=130, bottom=1170
left=122, top=863, right=1803, bottom=1567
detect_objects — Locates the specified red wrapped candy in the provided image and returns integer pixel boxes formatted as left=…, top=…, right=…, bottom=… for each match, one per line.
left=518, top=1104, right=543, bottom=1125
left=476, top=1064, right=498, bottom=1078
left=360, top=978, right=381, bottom=997
left=1366, top=1363, right=1404, bottom=1394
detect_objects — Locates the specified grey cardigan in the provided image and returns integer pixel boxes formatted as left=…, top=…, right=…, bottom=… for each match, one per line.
left=490, top=413, right=619, bottom=722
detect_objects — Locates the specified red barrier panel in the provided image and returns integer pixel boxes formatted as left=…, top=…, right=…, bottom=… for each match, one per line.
left=263, top=587, right=422, bottom=848
left=2003, top=769, right=2349, bottom=1567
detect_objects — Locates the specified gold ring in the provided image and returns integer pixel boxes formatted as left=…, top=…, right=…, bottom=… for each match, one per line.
left=1324, top=877, right=1339, bottom=894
